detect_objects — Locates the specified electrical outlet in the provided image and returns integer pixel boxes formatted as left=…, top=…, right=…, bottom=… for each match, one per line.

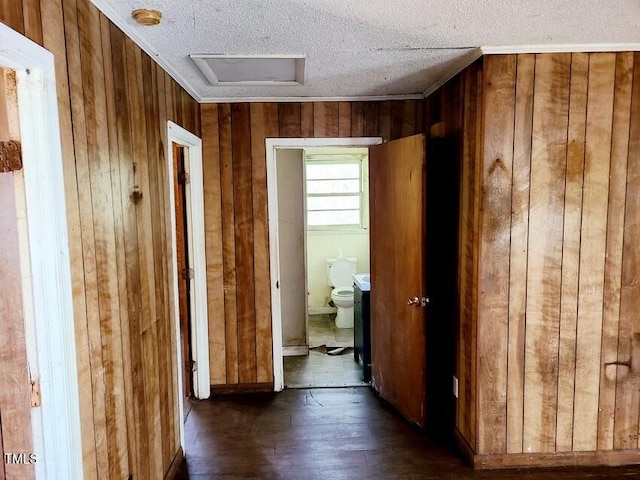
left=453, top=376, right=459, bottom=398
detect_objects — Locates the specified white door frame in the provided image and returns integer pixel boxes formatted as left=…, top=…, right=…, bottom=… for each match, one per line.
left=166, top=122, right=210, bottom=448
left=0, top=24, right=83, bottom=479
left=266, top=137, right=382, bottom=391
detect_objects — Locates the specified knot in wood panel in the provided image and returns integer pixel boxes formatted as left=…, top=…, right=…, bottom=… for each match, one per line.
left=0, top=140, right=22, bottom=172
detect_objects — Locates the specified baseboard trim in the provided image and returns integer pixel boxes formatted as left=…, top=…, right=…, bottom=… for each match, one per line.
left=472, top=447, right=640, bottom=470
left=164, top=447, right=184, bottom=479
left=283, top=345, right=309, bottom=356
left=209, top=383, right=274, bottom=394
left=308, top=307, right=337, bottom=315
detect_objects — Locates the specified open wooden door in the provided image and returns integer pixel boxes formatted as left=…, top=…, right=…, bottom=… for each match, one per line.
left=173, top=143, right=192, bottom=397
left=369, top=134, right=427, bottom=427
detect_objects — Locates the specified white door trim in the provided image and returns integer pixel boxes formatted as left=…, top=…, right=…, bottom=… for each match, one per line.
left=265, top=137, right=382, bottom=391
left=0, top=23, right=83, bottom=479
left=166, top=123, right=210, bottom=444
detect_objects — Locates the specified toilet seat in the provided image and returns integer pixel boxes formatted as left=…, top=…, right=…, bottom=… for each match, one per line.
left=332, top=286, right=353, bottom=297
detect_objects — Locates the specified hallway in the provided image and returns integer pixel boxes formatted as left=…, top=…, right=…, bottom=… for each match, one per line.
left=175, top=388, right=640, bottom=479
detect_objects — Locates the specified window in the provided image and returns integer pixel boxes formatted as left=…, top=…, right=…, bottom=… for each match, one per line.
left=305, top=153, right=367, bottom=229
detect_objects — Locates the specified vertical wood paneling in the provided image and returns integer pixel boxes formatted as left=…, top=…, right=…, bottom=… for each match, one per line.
left=615, top=52, right=640, bottom=450
left=506, top=53, right=535, bottom=454
left=523, top=53, right=570, bottom=453
left=556, top=52, right=589, bottom=452
left=251, top=103, right=278, bottom=384
left=477, top=55, right=516, bottom=455
left=62, top=0, right=105, bottom=474
left=202, top=104, right=227, bottom=384
left=201, top=99, right=423, bottom=390
left=231, top=103, right=257, bottom=384
left=300, top=103, right=314, bottom=137
left=77, top=1, right=129, bottom=476
left=475, top=52, right=640, bottom=463
left=278, top=103, right=301, bottom=137
left=597, top=52, right=634, bottom=451
left=313, top=102, right=339, bottom=137
left=363, top=102, right=379, bottom=136
left=2, top=1, right=200, bottom=477
left=338, top=101, right=351, bottom=136
left=573, top=53, right=616, bottom=452
left=219, top=104, right=239, bottom=384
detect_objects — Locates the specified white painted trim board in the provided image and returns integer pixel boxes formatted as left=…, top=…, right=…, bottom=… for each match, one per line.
left=166, top=122, right=210, bottom=451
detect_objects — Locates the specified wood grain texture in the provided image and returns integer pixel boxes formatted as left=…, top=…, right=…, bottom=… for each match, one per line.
left=477, top=54, right=516, bottom=455
left=250, top=103, right=278, bottom=384
left=523, top=53, right=570, bottom=453
left=200, top=99, right=423, bottom=390
left=0, top=1, right=200, bottom=478
left=231, top=103, right=257, bottom=384
left=597, top=52, right=633, bottom=451
left=573, top=53, right=616, bottom=452
left=0, top=147, right=34, bottom=480
left=556, top=52, right=589, bottom=453
left=506, top=54, right=534, bottom=454
left=219, top=103, right=239, bottom=384
left=201, top=104, right=227, bottom=385
left=615, top=52, right=640, bottom=450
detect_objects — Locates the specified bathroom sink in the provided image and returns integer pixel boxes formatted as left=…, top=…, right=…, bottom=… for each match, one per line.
left=353, top=273, right=371, bottom=292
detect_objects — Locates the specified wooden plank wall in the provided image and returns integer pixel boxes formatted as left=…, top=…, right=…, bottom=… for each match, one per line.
left=201, top=100, right=424, bottom=387
left=476, top=52, right=640, bottom=456
left=423, top=60, right=484, bottom=452
left=0, top=1, right=200, bottom=478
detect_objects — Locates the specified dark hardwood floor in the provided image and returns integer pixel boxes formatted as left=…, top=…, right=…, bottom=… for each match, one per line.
left=175, top=387, right=640, bottom=479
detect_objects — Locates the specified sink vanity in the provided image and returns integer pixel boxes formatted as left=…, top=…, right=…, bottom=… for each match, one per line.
left=353, top=273, right=371, bottom=382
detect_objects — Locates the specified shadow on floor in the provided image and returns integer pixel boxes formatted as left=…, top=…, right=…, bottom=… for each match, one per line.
left=174, top=388, right=640, bottom=480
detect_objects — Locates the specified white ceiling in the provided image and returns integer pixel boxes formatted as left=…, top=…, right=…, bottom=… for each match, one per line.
left=91, top=0, right=640, bottom=102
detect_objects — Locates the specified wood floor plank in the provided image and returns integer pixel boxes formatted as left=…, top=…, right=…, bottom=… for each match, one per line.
left=573, top=52, right=616, bottom=452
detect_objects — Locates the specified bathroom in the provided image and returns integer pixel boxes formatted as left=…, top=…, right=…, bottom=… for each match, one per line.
left=279, top=146, right=371, bottom=387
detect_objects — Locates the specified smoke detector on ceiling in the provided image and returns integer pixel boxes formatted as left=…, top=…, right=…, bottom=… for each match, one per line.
left=190, top=54, right=305, bottom=86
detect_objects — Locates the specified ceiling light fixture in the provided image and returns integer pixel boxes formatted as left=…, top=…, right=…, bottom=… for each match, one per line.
left=132, top=8, right=162, bottom=26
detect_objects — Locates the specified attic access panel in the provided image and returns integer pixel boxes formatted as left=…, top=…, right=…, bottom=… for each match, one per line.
left=190, top=54, right=305, bottom=86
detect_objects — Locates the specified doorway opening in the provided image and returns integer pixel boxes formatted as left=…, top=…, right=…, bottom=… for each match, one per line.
left=0, top=23, right=82, bottom=479
left=275, top=146, right=371, bottom=388
left=166, top=122, right=209, bottom=455
left=266, top=137, right=381, bottom=392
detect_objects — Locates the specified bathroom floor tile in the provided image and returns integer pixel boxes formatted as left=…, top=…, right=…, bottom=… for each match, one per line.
left=284, top=314, right=365, bottom=388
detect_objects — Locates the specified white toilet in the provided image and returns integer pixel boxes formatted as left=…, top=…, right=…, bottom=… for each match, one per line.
left=326, top=257, right=357, bottom=328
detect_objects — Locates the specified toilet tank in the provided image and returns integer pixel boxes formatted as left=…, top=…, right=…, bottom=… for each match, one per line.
left=326, top=257, right=357, bottom=286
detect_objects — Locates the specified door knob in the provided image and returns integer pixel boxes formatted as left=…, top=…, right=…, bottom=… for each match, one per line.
left=408, top=296, right=430, bottom=307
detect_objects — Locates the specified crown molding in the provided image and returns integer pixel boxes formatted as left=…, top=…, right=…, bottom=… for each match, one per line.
left=422, top=48, right=483, bottom=98
left=481, top=43, right=640, bottom=54
left=90, top=0, right=201, bottom=101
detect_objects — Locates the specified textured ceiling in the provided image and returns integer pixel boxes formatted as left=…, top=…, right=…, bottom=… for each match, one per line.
left=91, top=0, right=640, bottom=101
